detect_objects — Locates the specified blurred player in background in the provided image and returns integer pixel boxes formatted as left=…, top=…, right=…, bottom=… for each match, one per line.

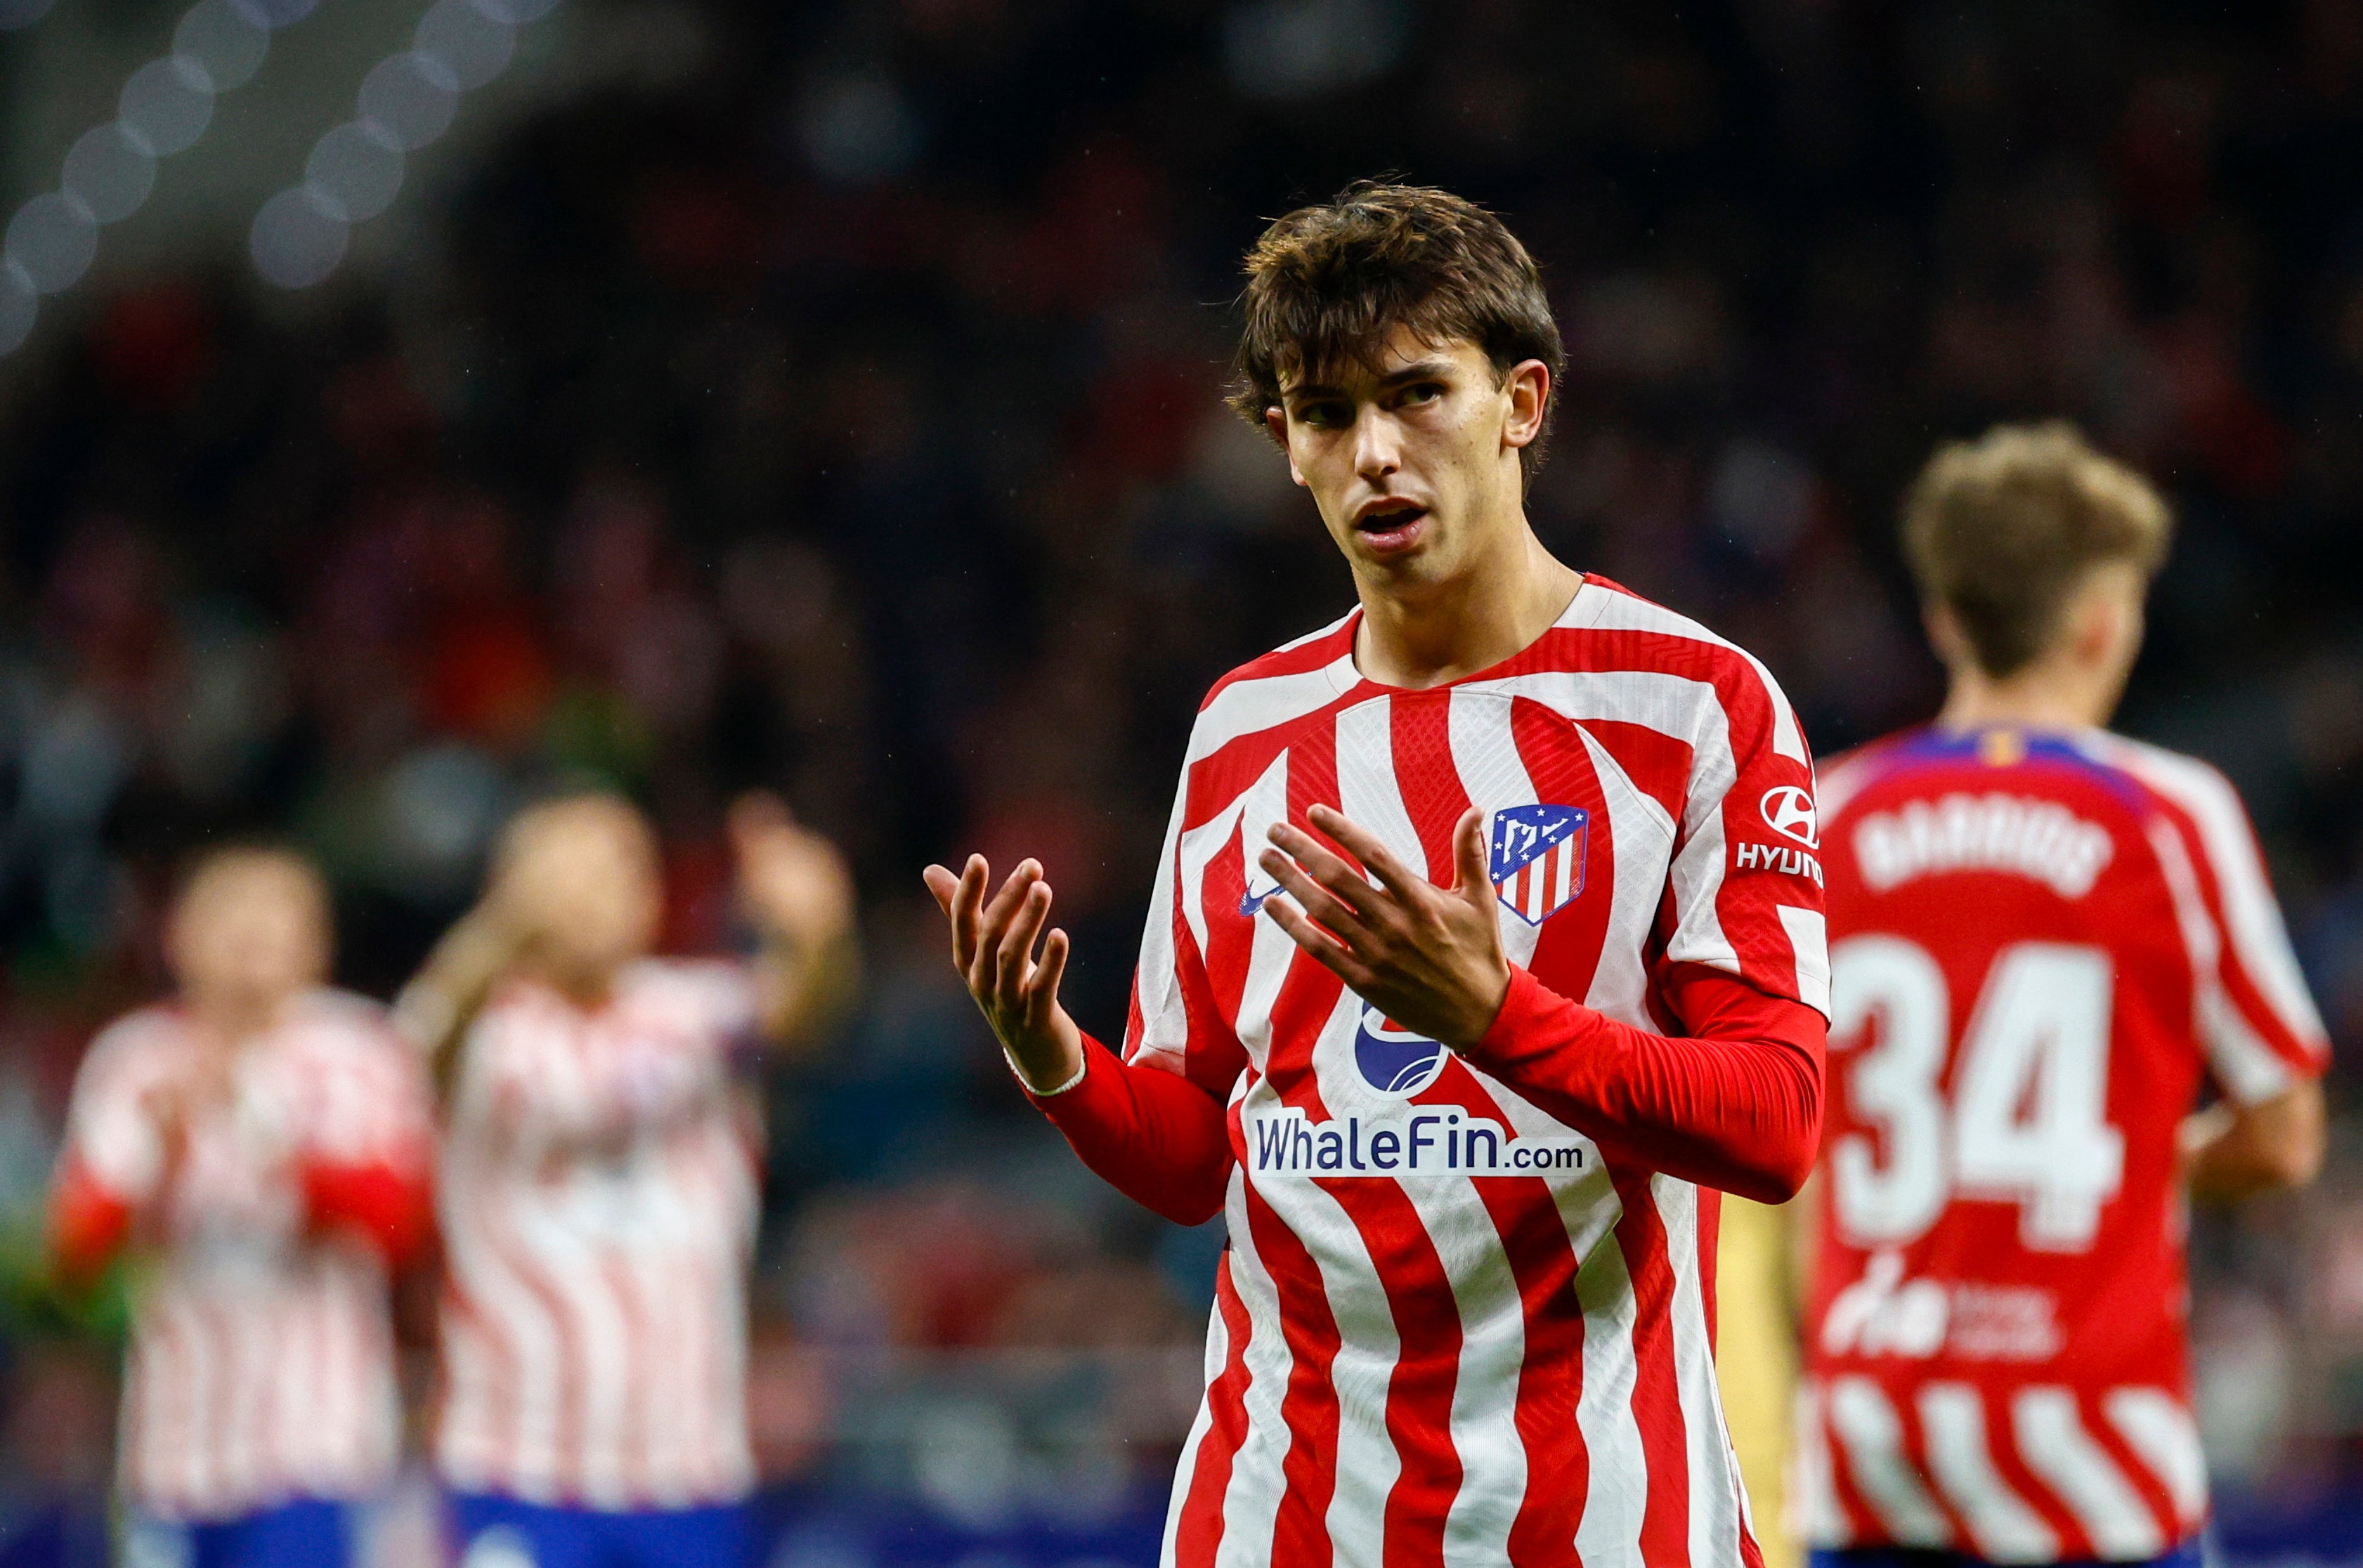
left=398, top=791, right=853, bottom=1568
left=48, top=847, right=436, bottom=1568
left=1802, top=424, right=2329, bottom=1567
left=928, top=182, right=1830, bottom=1564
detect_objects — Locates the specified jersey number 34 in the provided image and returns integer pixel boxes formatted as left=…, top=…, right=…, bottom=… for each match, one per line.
left=1828, top=936, right=2126, bottom=1253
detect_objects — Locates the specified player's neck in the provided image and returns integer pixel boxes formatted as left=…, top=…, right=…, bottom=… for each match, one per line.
left=1936, top=660, right=2117, bottom=734
left=181, top=986, right=292, bottom=1047
left=1353, top=525, right=1580, bottom=689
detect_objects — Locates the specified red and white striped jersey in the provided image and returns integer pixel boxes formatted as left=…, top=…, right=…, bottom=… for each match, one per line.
left=434, top=958, right=762, bottom=1510
left=57, top=992, right=431, bottom=1520
left=1132, top=577, right=1830, bottom=1567
left=1801, top=726, right=2330, bottom=1562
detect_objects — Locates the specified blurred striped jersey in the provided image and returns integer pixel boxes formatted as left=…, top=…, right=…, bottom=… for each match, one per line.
left=434, top=960, right=761, bottom=1510
left=56, top=993, right=431, bottom=1519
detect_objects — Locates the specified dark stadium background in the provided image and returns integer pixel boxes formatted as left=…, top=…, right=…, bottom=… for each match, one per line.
left=3, top=1, right=2362, bottom=1562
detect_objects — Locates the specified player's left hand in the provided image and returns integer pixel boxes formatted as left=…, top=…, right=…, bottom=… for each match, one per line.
left=1258, top=804, right=1511, bottom=1051
left=730, top=792, right=854, bottom=950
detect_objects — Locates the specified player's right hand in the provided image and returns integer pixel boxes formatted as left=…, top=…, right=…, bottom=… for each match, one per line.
left=921, top=856, right=1085, bottom=1094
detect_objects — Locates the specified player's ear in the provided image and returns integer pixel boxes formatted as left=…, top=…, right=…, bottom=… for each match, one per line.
left=1502, top=360, right=1549, bottom=450
left=1922, top=600, right=1972, bottom=672
left=1265, top=406, right=1309, bottom=488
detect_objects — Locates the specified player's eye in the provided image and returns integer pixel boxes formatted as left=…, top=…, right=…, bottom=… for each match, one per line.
left=1294, top=400, right=1351, bottom=429
left=1398, top=381, right=1446, bottom=407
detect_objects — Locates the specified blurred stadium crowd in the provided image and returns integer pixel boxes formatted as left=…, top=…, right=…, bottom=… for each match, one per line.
left=4, top=0, right=2363, bottom=1559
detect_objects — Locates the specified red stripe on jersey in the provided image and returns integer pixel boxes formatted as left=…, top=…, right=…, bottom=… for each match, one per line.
left=1354, top=1179, right=1466, bottom=1566
left=1475, top=1156, right=1589, bottom=1566
left=1174, top=1254, right=1257, bottom=1568
left=1390, top=689, right=1468, bottom=883
left=1515, top=697, right=1617, bottom=1007
left=1612, top=1171, right=1695, bottom=1568
left=1574, top=718, right=1691, bottom=828
left=601, top=1253, right=649, bottom=1501
left=1241, top=1181, right=1343, bottom=1564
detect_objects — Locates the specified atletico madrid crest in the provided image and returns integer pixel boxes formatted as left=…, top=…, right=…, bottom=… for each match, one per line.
left=1490, top=804, right=1588, bottom=925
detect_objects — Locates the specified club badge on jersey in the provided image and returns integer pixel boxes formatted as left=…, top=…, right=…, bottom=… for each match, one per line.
left=1491, top=803, right=1589, bottom=925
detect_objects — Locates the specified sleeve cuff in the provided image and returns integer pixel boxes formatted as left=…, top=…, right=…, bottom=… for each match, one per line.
left=1008, top=1044, right=1088, bottom=1099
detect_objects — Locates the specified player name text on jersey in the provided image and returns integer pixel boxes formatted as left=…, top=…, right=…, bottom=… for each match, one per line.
left=1853, top=792, right=2114, bottom=899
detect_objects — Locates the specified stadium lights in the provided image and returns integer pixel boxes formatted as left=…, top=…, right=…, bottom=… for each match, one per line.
left=0, top=0, right=320, bottom=358
left=249, top=0, right=556, bottom=289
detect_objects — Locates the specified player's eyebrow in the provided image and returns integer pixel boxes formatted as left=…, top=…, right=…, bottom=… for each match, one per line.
left=1282, top=359, right=1459, bottom=401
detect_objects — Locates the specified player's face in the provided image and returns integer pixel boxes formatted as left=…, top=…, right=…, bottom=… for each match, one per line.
left=1267, top=327, right=1547, bottom=589
left=166, top=854, right=332, bottom=1014
left=496, top=799, right=664, bottom=981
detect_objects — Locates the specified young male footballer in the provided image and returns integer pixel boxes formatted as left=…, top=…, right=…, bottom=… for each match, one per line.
left=51, top=847, right=435, bottom=1568
left=927, top=181, right=1833, bottom=1566
left=1802, top=424, right=2326, bottom=1567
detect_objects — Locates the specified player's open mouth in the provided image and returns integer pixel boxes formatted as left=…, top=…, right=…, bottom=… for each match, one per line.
left=1353, top=501, right=1429, bottom=552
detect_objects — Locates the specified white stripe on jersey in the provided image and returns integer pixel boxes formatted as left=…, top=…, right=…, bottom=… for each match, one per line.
left=2146, top=819, right=2294, bottom=1103
left=1131, top=769, right=1198, bottom=1077
left=1580, top=587, right=1811, bottom=763
left=1573, top=727, right=1674, bottom=1025
left=1449, top=687, right=1550, bottom=972
left=1572, top=1227, right=1651, bottom=1563
left=1828, top=1376, right=1953, bottom=1546
left=1212, top=1191, right=1297, bottom=1568
left=1301, top=1172, right=1405, bottom=1568
left=2095, top=736, right=2328, bottom=1046
left=2103, top=1387, right=2207, bottom=1529
left=1918, top=1383, right=2059, bottom=1562
left=1662, top=1178, right=1750, bottom=1568
left=1779, top=906, right=1833, bottom=1016
left=1795, top=1381, right=1854, bottom=1548
left=1164, top=1241, right=1234, bottom=1567
left=1188, top=659, right=1358, bottom=763
left=2011, top=1387, right=2166, bottom=1560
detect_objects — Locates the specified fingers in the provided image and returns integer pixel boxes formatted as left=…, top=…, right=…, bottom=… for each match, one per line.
left=994, top=879, right=1054, bottom=1007
left=1258, top=843, right=1372, bottom=943
left=921, top=864, right=959, bottom=913
left=946, top=855, right=990, bottom=970
left=968, top=860, right=1045, bottom=991
left=1452, top=806, right=1496, bottom=910
left=1263, top=894, right=1370, bottom=987
left=1026, top=928, right=1071, bottom=1031
left=1265, top=823, right=1381, bottom=920
left=1306, top=804, right=1425, bottom=901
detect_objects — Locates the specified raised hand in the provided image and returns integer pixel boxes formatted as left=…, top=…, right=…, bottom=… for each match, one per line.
left=1257, top=803, right=1511, bottom=1050
left=920, top=855, right=1084, bottom=1093
left=730, top=792, right=855, bottom=951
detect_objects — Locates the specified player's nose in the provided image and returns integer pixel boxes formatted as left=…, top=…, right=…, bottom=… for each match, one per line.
left=1353, top=410, right=1402, bottom=479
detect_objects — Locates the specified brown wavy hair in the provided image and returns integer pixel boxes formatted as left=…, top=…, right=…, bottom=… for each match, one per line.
left=1228, top=181, right=1566, bottom=485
